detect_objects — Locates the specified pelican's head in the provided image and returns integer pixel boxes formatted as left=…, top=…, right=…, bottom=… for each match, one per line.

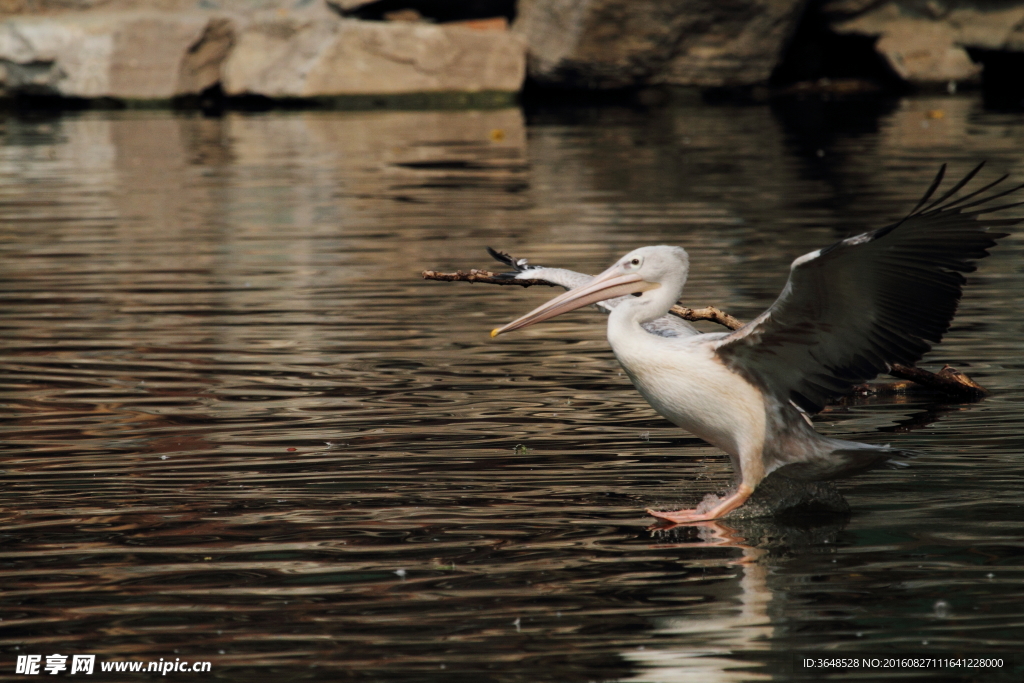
left=491, top=246, right=689, bottom=337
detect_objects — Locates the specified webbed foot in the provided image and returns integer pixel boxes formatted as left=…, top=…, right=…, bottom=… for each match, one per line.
left=646, top=484, right=754, bottom=524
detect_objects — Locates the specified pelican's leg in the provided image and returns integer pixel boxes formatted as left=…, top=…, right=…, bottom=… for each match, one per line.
left=646, top=483, right=755, bottom=524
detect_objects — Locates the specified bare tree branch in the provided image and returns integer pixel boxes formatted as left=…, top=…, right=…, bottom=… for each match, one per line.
left=668, top=304, right=744, bottom=330
left=421, top=269, right=558, bottom=287
left=885, top=363, right=988, bottom=398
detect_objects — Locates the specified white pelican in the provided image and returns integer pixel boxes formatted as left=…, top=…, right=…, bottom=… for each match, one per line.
left=491, top=164, right=1022, bottom=523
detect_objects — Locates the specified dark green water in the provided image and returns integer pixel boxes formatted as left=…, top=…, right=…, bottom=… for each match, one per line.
left=1, top=96, right=1023, bottom=682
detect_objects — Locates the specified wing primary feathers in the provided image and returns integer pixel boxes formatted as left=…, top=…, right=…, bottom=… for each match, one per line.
left=713, top=163, right=1021, bottom=418
left=920, top=161, right=984, bottom=213
left=931, top=174, right=1009, bottom=212
left=907, top=163, right=946, bottom=216
left=948, top=182, right=1024, bottom=213
left=878, top=163, right=951, bottom=238
left=964, top=202, right=1024, bottom=221
left=487, top=246, right=539, bottom=274
left=487, top=246, right=516, bottom=268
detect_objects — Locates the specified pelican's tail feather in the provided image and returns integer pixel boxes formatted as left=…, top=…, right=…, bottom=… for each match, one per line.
left=773, top=441, right=916, bottom=482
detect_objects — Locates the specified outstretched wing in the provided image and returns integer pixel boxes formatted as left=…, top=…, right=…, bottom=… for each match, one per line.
left=714, top=163, right=1023, bottom=414
left=487, top=246, right=596, bottom=291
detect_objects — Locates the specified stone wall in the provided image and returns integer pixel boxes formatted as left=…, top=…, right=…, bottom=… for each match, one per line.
left=0, top=0, right=526, bottom=100
left=223, top=10, right=524, bottom=97
left=1, top=0, right=1023, bottom=100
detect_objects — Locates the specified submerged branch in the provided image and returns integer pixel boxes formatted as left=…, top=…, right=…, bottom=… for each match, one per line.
left=886, top=363, right=988, bottom=398
left=423, top=266, right=989, bottom=399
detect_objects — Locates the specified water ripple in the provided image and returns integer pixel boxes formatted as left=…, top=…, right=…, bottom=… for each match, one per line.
left=1, top=102, right=1023, bottom=681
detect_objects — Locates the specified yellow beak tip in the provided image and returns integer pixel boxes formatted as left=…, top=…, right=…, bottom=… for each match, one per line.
left=490, top=328, right=501, bottom=338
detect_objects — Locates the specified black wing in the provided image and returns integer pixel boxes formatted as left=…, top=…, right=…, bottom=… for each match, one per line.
left=714, top=163, right=1022, bottom=413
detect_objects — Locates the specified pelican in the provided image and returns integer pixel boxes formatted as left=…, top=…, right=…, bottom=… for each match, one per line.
left=490, top=164, right=1023, bottom=522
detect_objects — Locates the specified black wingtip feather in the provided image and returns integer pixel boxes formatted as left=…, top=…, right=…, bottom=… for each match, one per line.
left=921, top=161, right=984, bottom=214
left=486, top=246, right=514, bottom=267
left=874, top=165, right=1020, bottom=242
left=932, top=173, right=1009, bottom=213
left=953, top=182, right=1024, bottom=214
left=909, top=163, right=947, bottom=216
left=968, top=200, right=1024, bottom=217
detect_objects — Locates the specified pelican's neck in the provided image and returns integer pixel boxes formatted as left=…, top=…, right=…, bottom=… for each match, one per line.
left=608, top=271, right=686, bottom=330
left=606, top=279, right=685, bottom=357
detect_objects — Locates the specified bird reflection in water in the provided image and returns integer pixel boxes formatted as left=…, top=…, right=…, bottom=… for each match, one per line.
left=615, top=503, right=851, bottom=682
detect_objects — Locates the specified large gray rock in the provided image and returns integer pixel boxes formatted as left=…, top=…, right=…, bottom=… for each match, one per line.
left=0, top=11, right=230, bottom=98
left=0, top=0, right=298, bottom=13
left=222, top=13, right=525, bottom=97
left=513, top=0, right=808, bottom=89
left=833, top=2, right=1024, bottom=85
left=0, top=2, right=526, bottom=100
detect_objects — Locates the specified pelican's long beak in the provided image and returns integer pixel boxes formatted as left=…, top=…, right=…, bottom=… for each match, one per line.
left=491, top=267, right=658, bottom=337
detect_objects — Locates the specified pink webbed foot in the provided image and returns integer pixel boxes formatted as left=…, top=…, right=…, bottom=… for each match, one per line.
left=646, top=508, right=717, bottom=524
left=646, top=484, right=754, bottom=524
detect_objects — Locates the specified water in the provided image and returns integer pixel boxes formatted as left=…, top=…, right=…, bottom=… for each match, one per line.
left=1, top=97, right=1023, bottom=682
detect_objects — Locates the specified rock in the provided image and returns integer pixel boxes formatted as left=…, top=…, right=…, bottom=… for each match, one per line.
left=447, top=16, right=508, bottom=31
left=820, top=0, right=887, bottom=18
left=647, top=472, right=850, bottom=523
left=0, top=2, right=525, bottom=100
left=0, top=11, right=230, bottom=98
left=222, top=13, right=525, bottom=97
left=325, top=0, right=371, bottom=11
left=718, top=475, right=850, bottom=520
left=834, top=2, right=1024, bottom=85
left=177, top=16, right=234, bottom=96
left=381, top=8, right=424, bottom=22
left=512, top=0, right=683, bottom=89
left=0, top=0, right=300, bottom=18
left=326, top=0, right=516, bottom=24
left=513, top=0, right=807, bottom=89
left=661, top=0, right=810, bottom=88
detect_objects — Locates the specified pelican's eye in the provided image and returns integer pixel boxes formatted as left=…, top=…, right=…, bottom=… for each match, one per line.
left=630, top=258, right=641, bottom=266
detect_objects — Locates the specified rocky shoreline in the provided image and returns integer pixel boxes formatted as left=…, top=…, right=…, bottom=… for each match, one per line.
left=0, top=0, right=1021, bottom=105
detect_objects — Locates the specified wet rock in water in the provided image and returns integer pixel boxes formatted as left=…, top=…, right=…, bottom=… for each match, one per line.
left=653, top=508, right=850, bottom=556
left=513, top=0, right=806, bottom=88
left=0, top=11, right=229, bottom=99
left=703, top=473, right=850, bottom=520
left=832, top=1, right=1024, bottom=86
left=223, top=11, right=525, bottom=97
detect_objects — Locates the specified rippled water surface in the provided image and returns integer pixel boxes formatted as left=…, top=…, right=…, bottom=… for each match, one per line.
left=2, top=97, right=1024, bottom=682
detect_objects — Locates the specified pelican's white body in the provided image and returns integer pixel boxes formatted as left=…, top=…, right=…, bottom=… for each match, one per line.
left=608, top=309, right=767, bottom=486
